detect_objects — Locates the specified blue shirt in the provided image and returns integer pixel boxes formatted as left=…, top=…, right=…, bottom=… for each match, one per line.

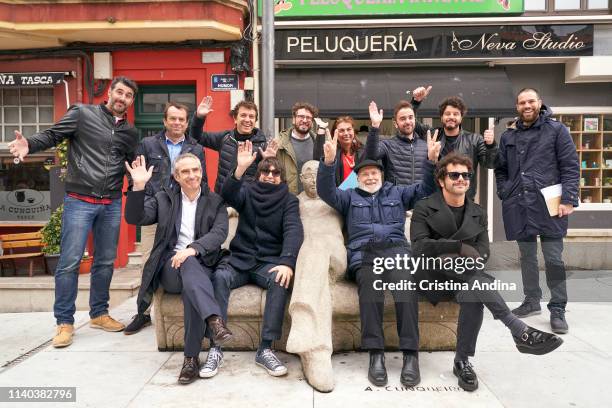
left=165, top=136, right=185, bottom=166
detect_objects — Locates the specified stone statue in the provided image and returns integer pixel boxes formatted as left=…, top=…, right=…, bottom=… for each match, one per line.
left=286, top=160, right=347, bottom=392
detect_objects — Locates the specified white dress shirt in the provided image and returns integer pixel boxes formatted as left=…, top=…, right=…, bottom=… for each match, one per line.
left=174, top=188, right=201, bottom=252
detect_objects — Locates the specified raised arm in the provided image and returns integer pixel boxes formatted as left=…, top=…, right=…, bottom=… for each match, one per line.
left=189, top=96, right=228, bottom=150
left=317, top=130, right=352, bottom=214
left=364, top=101, right=388, bottom=161
left=125, top=155, right=158, bottom=225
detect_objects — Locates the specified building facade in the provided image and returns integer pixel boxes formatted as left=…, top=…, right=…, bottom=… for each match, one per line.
left=269, top=0, right=612, bottom=241
left=0, top=0, right=253, bottom=265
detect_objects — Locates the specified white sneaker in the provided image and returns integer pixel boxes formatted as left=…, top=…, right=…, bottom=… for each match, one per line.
left=199, top=346, right=223, bottom=378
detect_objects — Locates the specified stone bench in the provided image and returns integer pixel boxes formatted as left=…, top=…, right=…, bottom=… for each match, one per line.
left=153, top=207, right=460, bottom=352
left=153, top=283, right=459, bottom=352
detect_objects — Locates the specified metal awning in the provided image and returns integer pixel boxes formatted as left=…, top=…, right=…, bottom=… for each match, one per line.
left=275, top=66, right=516, bottom=118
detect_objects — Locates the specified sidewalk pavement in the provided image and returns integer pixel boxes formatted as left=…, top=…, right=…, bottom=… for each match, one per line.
left=0, top=279, right=611, bottom=407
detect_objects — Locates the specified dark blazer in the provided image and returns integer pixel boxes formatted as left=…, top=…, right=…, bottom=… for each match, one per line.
left=410, top=191, right=490, bottom=303
left=125, top=181, right=228, bottom=314
left=134, top=130, right=206, bottom=196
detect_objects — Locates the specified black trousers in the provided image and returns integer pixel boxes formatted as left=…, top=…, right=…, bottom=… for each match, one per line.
left=354, top=244, right=419, bottom=351
left=455, top=273, right=513, bottom=360
left=160, top=254, right=221, bottom=358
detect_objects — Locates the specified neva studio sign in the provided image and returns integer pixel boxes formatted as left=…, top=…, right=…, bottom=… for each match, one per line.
left=275, top=25, right=593, bottom=62
left=260, top=0, right=524, bottom=17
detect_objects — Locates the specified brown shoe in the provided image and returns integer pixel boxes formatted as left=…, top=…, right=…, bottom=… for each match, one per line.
left=178, top=357, right=200, bottom=385
left=90, top=314, right=125, bottom=332
left=206, top=315, right=233, bottom=345
left=52, top=324, right=74, bottom=348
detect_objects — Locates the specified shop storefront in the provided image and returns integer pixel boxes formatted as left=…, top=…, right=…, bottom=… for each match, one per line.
left=270, top=5, right=612, bottom=240
left=0, top=0, right=250, bottom=265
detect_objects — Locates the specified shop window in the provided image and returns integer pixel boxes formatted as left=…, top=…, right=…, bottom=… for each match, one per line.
left=588, top=0, right=609, bottom=8
left=554, top=0, right=581, bottom=8
left=553, top=113, right=612, bottom=205
left=525, top=0, right=547, bottom=10
left=1, top=88, right=54, bottom=143
left=0, top=156, right=54, bottom=222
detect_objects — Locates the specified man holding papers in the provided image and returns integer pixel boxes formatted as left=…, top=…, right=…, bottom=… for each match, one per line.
left=495, top=88, right=580, bottom=334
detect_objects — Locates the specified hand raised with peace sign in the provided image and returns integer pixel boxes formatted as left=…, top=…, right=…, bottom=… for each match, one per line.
left=427, top=129, right=441, bottom=162
left=323, top=128, right=338, bottom=165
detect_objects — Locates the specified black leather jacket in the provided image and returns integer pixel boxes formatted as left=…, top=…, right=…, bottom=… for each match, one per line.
left=414, top=123, right=498, bottom=200
left=27, top=104, right=138, bottom=199
left=135, top=130, right=206, bottom=196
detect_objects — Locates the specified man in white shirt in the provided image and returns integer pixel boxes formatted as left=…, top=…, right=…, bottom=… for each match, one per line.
left=125, top=153, right=231, bottom=385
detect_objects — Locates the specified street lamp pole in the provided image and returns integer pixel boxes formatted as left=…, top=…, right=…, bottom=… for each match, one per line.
left=261, top=0, right=275, bottom=140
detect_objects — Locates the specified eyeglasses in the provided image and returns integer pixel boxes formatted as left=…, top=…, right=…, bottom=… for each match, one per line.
left=295, top=114, right=313, bottom=122
left=446, top=172, right=473, bottom=181
left=262, top=168, right=281, bottom=177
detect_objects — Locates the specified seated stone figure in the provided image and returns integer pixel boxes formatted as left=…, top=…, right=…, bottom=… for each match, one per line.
left=287, top=160, right=347, bottom=393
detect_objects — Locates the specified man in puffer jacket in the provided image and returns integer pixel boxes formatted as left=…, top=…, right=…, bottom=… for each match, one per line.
left=189, top=96, right=278, bottom=193
left=495, top=88, right=579, bottom=335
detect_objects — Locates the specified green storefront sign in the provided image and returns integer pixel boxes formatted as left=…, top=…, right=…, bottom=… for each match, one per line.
left=259, top=0, right=524, bottom=18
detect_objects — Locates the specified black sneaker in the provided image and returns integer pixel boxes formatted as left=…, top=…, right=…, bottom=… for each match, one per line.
left=550, top=308, right=569, bottom=334
left=255, top=348, right=288, bottom=377
left=124, top=314, right=151, bottom=335
left=514, top=326, right=563, bottom=355
left=511, top=300, right=542, bottom=318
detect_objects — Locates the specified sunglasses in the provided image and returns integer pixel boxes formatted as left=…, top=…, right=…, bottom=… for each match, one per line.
left=446, top=172, right=473, bottom=181
left=261, top=168, right=281, bottom=177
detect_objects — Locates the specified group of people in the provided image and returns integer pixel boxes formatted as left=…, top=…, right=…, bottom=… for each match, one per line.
left=8, top=76, right=579, bottom=392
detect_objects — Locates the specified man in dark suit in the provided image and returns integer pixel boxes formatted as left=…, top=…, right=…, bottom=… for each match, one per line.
left=125, top=153, right=232, bottom=385
left=411, top=152, right=563, bottom=392
left=125, top=101, right=207, bottom=335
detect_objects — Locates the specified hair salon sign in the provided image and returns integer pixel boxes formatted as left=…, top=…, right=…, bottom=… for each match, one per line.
left=275, top=25, right=593, bottom=62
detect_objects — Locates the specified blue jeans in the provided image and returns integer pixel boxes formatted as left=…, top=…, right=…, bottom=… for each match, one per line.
left=54, top=195, right=122, bottom=325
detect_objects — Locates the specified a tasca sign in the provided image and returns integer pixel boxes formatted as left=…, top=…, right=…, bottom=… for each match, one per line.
left=276, top=25, right=593, bottom=62
left=0, top=72, right=66, bottom=87
left=0, top=190, right=51, bottom=221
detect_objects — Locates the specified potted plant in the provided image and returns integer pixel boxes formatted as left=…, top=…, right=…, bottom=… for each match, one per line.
left=40, top=204, right=63, bottom=274
left=79, top=252, right=93, bottom=274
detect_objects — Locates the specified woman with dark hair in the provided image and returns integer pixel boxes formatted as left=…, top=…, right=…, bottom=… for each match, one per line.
left=330, top=116, right=365, bottom=186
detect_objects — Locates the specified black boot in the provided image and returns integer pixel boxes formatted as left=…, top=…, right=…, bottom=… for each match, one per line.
left=400, top=352, right=420, bottom=387
left=514, top=326, right=563, bottom=355
left=368, top=351, right=387, bottom=386
left=453, top=360, right=478, bottom=391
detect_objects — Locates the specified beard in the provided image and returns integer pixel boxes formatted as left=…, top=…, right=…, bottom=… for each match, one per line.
left=358, top=181, right=382, bottom=194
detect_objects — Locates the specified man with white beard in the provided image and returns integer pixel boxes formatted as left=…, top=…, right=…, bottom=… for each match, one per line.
left=317, top=126, right=440, bottom=388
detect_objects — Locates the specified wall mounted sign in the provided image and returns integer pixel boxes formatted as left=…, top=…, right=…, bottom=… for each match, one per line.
left=211, top=74, right=239, bottom=91
left=260, top=0, right=524, bottom=18
left=275, top=25, right=593, bottom=62
left=0, top=72, right=66, bottom=87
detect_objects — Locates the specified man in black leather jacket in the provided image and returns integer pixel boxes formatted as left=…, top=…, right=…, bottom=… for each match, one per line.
left=414, top=95, right=498, bottom=200
left=9, top=76, right=139, bottom=348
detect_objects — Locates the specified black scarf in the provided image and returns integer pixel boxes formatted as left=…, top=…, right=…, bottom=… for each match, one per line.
left=250, top=182, right=289, bottom=217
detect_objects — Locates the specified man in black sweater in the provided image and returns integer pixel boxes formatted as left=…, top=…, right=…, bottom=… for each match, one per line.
left=202, top=141, right=304, bottom=379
